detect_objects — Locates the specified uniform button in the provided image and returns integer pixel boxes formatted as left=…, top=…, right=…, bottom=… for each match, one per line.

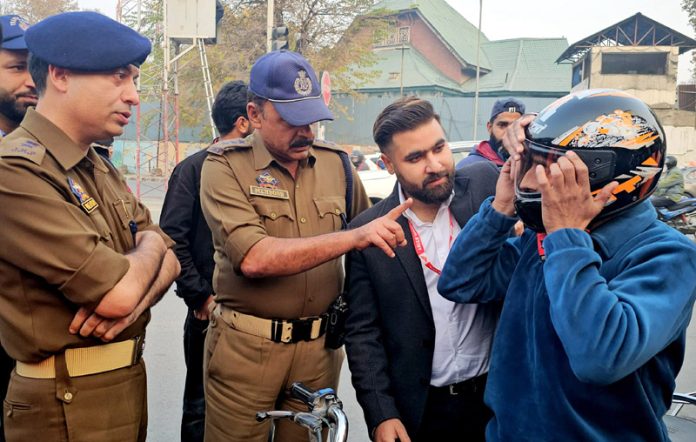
left=296, top=184, right=300, bottom=189
left=64, top=392, right=73, bottom=402
left=300, top=217, right=307, bottom=223
left=334, top=209, right=341, bottom=215
left=270, top=212, right=277, bottom=219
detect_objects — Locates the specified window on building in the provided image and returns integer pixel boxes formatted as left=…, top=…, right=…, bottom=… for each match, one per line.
left=601, top=52, right=667, bottom=75
left=572, top=64, right=583, bottom=87
left=375, top=26, right=411, bottom=47
left=398, top=26, right=410, bottom=43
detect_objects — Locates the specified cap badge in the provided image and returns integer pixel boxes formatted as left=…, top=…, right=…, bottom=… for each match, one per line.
left=294, top=70, right=313, bottom=96
left=10, top=16, right=29, bottom=31
left=68, top=177, right=99, bottom=214
left=250, top=171, right=289, bottom=200
left=508, top=107, right=518, bottom=113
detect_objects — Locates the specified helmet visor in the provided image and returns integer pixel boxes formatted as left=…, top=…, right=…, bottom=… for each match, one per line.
left=513, top=140, right=565, bottom=202
left=514, top=139, right=618, bottom=201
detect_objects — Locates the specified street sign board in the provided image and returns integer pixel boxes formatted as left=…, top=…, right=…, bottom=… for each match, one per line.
left=321, top=71, right=331, bottom=107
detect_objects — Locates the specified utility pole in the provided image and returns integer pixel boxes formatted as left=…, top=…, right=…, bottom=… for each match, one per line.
left=473, top=0, right=483, bottom=140
left=266, top=0, right=274, bottom=52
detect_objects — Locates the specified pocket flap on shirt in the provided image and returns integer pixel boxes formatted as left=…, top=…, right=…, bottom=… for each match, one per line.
left=313, top=196, right=345, bottom=218
left=253, top=199, right=294, bottom=221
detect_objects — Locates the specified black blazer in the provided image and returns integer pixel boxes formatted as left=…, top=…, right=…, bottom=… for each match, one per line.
left=344, top=162, right=499, bottom=437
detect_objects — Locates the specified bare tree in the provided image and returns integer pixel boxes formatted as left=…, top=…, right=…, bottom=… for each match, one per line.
left=0, top=0, right=78, bottom=23
left=172, top=0, right=387, bottom=138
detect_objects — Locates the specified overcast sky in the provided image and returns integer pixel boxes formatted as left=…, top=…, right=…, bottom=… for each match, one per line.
left=78, top=0, right=694, bottom=80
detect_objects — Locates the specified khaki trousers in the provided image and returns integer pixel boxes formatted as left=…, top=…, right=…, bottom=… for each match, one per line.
left=3, top=359, right=147, bottom=442
left=204, top=309, right=343, bottom=442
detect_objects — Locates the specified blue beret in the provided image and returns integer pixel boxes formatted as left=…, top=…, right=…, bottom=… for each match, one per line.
left=249, top=50, right=333, bottom=127
left=25, top=11, right=151, bottom=71
left=1, top=15, right=30, bottom=50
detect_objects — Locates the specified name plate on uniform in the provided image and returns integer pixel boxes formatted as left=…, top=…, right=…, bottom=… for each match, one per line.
left=249, top=185, right=289, bottom=200
left=82, top=197, right=99, bottom=214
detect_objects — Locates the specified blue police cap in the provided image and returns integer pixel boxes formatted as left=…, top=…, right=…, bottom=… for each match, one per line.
left=249, top=50, right=333, bottom=126
left=25, top=11, right=151, bottom=71
left=490, top=97, right=526, bottom=122
left=1, top=15, right=30, bottom=50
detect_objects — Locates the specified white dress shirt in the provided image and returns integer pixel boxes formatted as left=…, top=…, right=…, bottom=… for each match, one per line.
left=399, top=185, right=497, bottom=387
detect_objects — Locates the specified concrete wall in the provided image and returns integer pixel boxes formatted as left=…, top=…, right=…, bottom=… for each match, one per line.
left=653, top=110, right=696, bottom=164
left=583, top=46, right=679, bottom=109
left=663, top=126, right=696, bottom=165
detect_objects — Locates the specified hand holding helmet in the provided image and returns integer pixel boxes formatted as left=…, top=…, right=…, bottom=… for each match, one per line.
left=533, top=151, right=618, bottom=233
left=500, top=89, right=665, bottom=233
left=491, top=159, right=517, bottom=217
left=502, top=114, right=536, bottom=161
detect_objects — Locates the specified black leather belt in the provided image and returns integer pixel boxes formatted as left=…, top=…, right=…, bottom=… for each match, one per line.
left=431, top=373, right=487, bottom=396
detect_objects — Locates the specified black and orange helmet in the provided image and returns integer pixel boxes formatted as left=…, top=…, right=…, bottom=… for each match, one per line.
left=514, top=89, right=665, bottom=232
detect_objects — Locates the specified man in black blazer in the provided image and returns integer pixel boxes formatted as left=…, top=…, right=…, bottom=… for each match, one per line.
left=345, top=97, right=499, bottom=442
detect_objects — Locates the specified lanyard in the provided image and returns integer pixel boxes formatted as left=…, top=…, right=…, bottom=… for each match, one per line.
left=536, top=233, right=547, bottom=261
left=408, top=210, right=454, bottom=275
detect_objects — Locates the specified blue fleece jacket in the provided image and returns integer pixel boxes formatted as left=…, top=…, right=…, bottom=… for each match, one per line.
left=438, top=198, right=696, bottom=441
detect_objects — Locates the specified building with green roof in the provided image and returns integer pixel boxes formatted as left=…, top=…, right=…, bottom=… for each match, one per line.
left=327, top=0, right=571, bottom=144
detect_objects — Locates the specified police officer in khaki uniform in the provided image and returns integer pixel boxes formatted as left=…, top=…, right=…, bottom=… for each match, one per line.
left=200, top=50, right=413, bottom=442
left=0, top=12, right=180, bottom=442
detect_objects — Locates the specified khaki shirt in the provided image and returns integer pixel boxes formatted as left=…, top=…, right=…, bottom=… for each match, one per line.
left=0, top=108, right=173, bottom=363
left=200, top=132, right=370, bottom=319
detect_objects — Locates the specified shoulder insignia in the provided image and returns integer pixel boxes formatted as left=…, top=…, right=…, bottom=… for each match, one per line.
left=0, top=138, right=46, bottom=165
left=207, top=138, right=251, bottom=156
left=312, top=139, right=342, bottom=151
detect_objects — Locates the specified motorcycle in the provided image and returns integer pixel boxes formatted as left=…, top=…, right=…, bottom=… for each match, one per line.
left=655, top=196, right=696, bottom=235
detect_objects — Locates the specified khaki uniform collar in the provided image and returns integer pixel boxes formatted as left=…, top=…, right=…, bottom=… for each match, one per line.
left=251, top=131, right=316, bottom=171
left=20, top=108, right=89, bottom=172
left=85, top=146, right=111, bottom=173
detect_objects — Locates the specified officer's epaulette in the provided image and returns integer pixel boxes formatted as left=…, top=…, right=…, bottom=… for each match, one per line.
left=207, top=138, right=251, bottom=156
left=0, top=138, right=46, bottom=165
left=312, top=139, right=342, bottom=151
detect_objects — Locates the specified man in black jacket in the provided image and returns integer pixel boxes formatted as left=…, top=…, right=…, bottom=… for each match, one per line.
left=159, top=80, right=251, bottom=442
left=345, top=97, right=499, bottom=442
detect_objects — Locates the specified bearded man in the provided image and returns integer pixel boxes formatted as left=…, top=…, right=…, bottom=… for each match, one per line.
left=343, top=96, right=499, bottom=442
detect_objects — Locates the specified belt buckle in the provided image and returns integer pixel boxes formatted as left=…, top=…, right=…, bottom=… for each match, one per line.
left=290, top=318, right=314, bottom=343
left=448, top=384, right=459, bottom=396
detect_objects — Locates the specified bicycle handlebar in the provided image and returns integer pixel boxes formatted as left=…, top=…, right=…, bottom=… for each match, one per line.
left=260, top=382, right=348, bottom=442
left=291, top=382, right=317, bottom=405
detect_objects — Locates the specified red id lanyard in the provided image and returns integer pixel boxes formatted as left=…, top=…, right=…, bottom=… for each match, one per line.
left=407, top=210, right=454, bottom=275
left=536, top=233, right=547, bottom=261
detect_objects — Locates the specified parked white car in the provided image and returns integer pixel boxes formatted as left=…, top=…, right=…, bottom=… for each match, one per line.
left=358, top=169, right=396, bottom=204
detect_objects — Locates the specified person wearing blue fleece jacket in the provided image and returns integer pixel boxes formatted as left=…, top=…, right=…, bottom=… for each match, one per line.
left=438, top=89, right=696, bottom=441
